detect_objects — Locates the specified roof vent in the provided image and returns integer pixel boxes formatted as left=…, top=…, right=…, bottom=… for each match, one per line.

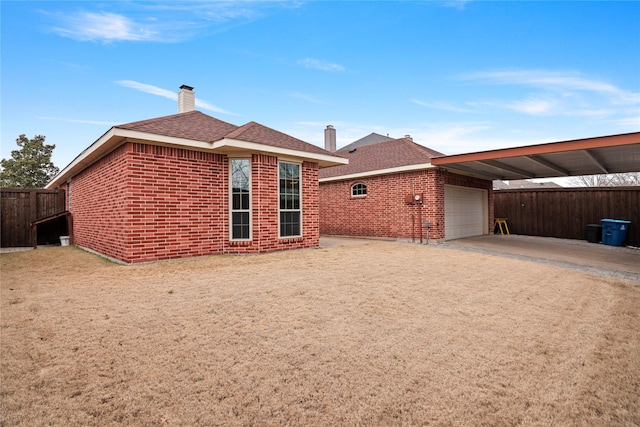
left=404, top=134, right=412, bottom=141
left=178, top=85, right=195, bottom=113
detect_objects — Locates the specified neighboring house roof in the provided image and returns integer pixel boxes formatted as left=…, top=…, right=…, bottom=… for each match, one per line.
left=319, top=137, right=445, bottom=181
left=493, top=179, right=562, bottom=190
left=47, top=111, right=347, bottom=189
left=339, top=132, right=393, bottom=152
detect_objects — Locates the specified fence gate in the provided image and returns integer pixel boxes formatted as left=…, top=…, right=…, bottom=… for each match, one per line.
left=1, top=188, right=66, bottom=247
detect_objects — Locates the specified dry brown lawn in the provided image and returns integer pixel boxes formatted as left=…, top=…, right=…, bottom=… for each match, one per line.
left=1, top=241, right=639, bottom=426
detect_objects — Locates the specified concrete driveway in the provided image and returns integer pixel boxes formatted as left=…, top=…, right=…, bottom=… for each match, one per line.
left=440, top=234, right=640, bottom=283
left=320, top=235, right=640, bottom=283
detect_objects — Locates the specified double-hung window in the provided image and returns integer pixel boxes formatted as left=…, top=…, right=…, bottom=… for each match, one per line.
left=230, top=159, right=251, bottom=240
left=279, top=162, right=301, bottom=237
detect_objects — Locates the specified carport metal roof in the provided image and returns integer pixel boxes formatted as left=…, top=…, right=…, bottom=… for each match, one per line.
left=431, top=132, right=640, bottom=180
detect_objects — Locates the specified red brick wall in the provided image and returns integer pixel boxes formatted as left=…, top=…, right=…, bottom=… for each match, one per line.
left=319, top=169, right=439, bottom=240
left=69, top=142, right=320, bottom=263
left=124, top=143, right=226, bottom=262
left=72, top=144, right=131, bottom=261
left=228, top=156, right=319, bottom=254
left=301, top=161, right=320, bottom=248
left=319, top=169, right=493, bottom=241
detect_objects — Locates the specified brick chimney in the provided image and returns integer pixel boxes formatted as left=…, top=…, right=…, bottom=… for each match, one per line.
left=324, top=125, right=336, bottom=152
left=178, top=85, right=195, bottom=113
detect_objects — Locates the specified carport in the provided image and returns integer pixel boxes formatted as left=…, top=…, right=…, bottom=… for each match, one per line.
left=432, top=132, right=640, bottom=243
left=431, top=132, right=640, bottom=180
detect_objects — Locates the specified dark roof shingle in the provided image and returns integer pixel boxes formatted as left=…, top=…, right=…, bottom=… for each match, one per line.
left=224, top=122, right=330, bottom=156
left=116, top=110, right=238, bottom=142
left=116, top=111, right=331, bottom=156
left=319, top=137, right=445, bottom=179
left=339, top=132, right=393, bottom=152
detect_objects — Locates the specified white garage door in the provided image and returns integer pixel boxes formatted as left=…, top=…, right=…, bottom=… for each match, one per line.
left=444, top=185, right=487, bottom=240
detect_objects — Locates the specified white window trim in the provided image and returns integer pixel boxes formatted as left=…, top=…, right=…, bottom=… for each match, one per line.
left=229, top=158, right=252, bottom=241
left=278, top=161, right=303, bottom=239
left=351, top=182, right=367, bottom=197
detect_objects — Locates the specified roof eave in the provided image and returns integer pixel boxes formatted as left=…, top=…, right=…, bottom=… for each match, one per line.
left=213, top=138, right=348, bottom=168
left=45, top=128, right=215, bottom=189
left=46, top=131, right=349, bottom=189
left=319, top=163, right=436, bottom=183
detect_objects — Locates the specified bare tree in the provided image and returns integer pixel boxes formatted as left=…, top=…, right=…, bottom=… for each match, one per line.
left=567, top=172, right=640, bottom=187
left=610, top=173, right=640, bottom=186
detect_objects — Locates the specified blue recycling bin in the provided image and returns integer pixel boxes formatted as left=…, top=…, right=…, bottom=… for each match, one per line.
left=600, top=219, right=631, bottom=247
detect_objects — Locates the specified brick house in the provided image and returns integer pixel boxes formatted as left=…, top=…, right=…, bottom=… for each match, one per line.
left=319, top=126, right=493, bottom=242
left=46, top=86, right=346, bottom=263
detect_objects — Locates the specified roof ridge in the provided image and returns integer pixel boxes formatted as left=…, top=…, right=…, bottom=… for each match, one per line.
left=224, top=121, right=261, bottom=139
left=320, top=136, right=445, bottom=179
left=397, top=137, right=446, bottom=157
left=339, top=136, right=442, bottom=156
left=115, top=110, right=239, bottom=143
left=222, top=120, right=336, bottom=156
left=116, top=110, right=208, bottom=128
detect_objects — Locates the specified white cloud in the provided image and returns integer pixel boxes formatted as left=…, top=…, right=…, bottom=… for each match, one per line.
left=610, top=115, right=640, bottom=130
left=441, top=0, right=473, bottom=11
left=461, top=69, right=640, bottom=105
left=115, top=80, right=176, bottom=99
left=288, top=120, right=393, bottom=149
left=506, top=97, right=556, bottom=115
left=51, top=11, right=161, bottom=42
left=289, top=119, right=504, bottom=155
left=37, top=116, right=116, bottom=126
left=457, top=68, right=640, bottom=127
left=297, top=58, right=346, bottom=72
left=114, top=80, right=235, bottom=115
left=290, top=92, right=326, bottom=104
left=46, top=3, right=287, bottom=43
left=411, top=99, right=473, bottom=113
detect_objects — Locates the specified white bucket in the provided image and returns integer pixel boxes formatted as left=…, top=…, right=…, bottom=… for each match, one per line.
left=60, top=236, right=70, bottom=247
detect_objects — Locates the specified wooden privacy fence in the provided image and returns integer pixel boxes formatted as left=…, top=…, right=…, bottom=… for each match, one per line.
left=494, top=187, right=639, bottom=247
left=1, top=188, right=67, bottom=247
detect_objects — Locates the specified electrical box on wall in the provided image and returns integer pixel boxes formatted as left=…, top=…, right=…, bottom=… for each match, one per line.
left=404, top=194, right=423, bottom=204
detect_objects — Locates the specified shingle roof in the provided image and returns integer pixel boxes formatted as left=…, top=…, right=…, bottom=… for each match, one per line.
left=224, top=121, right=330, bottom=156
left=116, top=111, right=238, bottom=142
left=339, top=132, right=393, bottom=152
left=493, top=179, right=562, bottom=190
left=116, top=111, right=331, bottom=156
left=319, top=137, right=445, bottom=179
left=46, top=110, right=347, bottom=189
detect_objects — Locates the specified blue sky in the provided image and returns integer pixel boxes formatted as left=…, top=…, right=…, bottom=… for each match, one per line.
left=2, top=1, right=639, bottom=171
